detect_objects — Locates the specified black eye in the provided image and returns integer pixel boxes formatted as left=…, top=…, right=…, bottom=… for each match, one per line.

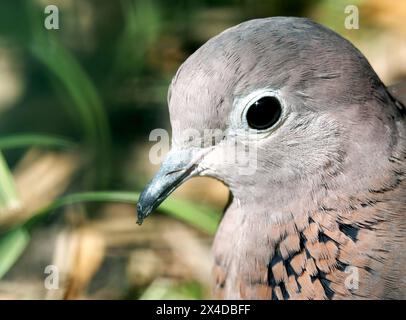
left=246, top=96, right=282, bottom=130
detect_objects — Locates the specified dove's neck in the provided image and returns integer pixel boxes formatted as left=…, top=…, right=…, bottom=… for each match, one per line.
left=214, top=170, right=406, bottom=299
left=213, top=111, right=406, bottom=299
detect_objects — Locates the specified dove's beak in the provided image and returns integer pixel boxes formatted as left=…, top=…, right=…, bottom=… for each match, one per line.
left=136, top=148, right=205, bottom=225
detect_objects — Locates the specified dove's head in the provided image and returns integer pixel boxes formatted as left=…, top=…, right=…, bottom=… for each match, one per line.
left=137, top=17, right=402, bottom=223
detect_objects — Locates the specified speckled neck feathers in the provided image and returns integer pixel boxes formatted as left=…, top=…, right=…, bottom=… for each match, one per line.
left=213, top=147, right=406, bottom=299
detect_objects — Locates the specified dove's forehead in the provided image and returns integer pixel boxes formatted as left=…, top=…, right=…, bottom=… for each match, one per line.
left=167, top=17, right=377, bottom=135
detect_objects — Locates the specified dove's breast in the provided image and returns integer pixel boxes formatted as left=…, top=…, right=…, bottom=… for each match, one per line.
left=212, top=174, right=406, bottom=300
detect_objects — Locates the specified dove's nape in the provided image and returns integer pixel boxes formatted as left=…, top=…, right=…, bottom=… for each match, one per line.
left=137, top=17, right=406, bottom=299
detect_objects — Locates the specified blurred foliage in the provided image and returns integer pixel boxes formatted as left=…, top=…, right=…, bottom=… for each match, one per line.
left=0, top=151, right=20, bottom=214
left=0, top=134, right=74, bottom=150
left=26, top=191, right=220, bottom=235
left=139, top=279, right=203, bottom=300
left=0, top=227, right=30, bottom=279
left=0, top=0, right=402, bottom=300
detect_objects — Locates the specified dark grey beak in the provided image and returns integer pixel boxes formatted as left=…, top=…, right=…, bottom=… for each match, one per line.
left=136, top=148, right=202, bottom=224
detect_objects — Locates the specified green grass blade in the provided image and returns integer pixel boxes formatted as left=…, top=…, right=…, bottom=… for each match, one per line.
left=0, top=227, right=30, bottom=279
left=29, top=191, right=221, bottom=235
left=139, top=279, right=202, bottom=300
left=0, top=134, right=74, bottom=150
left=0, top=151, right=20, bottom=214
left=115, top=0, right=161, bottom=75
left=25, top=2, right=112, bottom=186
left=157, top=196, right=221, bottom=235
left=30, top=40, right=110, bottom=148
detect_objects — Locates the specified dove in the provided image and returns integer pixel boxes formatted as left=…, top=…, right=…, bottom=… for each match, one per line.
left=137, top=17, right=406, bottom=299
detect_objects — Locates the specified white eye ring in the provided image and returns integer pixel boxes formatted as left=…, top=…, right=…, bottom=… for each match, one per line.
left=229, top=88, right=286, bottom=136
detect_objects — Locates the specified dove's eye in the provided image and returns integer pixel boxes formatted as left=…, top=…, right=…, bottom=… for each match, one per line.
left=246, top=96, right=282, bottom=130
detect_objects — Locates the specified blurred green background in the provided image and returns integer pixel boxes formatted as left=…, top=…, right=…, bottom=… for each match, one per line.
left=0, top=0, right=405, bottom=299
